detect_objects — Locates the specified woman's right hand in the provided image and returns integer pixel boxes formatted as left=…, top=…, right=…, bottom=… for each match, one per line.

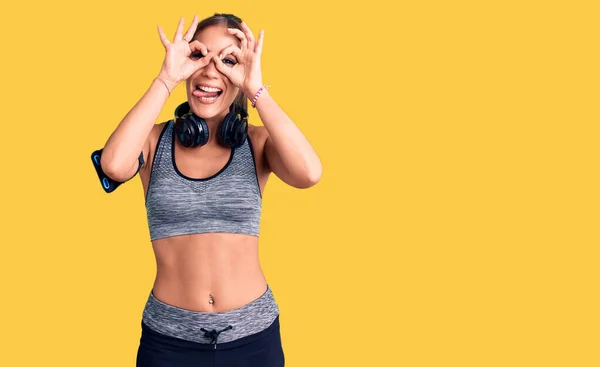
left=156, top=15, right=215, bottom=90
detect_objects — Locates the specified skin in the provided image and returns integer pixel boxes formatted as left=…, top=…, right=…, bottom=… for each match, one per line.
left=127, top=16, right=322, bottom=312
left=139, top=121, right=271, bottom=313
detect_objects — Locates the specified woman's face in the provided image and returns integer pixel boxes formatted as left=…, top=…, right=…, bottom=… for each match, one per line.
left=186, top=25, right=242, bottom=120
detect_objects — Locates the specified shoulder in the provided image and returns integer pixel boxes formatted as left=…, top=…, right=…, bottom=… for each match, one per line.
left=247, top=124, right=271, bottom=173
left=150, top=120, right=170, bottom=148
left=248, top=124, right=269, bottom=153
left=141, top=120, right=170, bottom=170
left=156, top=120, right=170, bottom=133
left=150, top=120, right=170, bottom=153
left=248, top=123, right=269, bottom=144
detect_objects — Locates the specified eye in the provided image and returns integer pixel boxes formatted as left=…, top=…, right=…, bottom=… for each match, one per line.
left=223, top=58, right=237, bottom=65
left=191, top=52, right=204, bottom=59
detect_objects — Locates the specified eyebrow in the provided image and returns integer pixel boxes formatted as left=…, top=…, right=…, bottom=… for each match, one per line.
left=206, top=43, right=241, bottom=54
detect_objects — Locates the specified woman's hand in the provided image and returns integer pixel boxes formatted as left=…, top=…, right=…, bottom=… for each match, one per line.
left=213, top=21, right=265, bottom=98
left=156, top=15, right=216, bottom=91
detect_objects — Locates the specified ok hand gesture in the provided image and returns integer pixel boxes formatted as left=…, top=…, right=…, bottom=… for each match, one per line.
left=212, top=22, right=265, bottom=98
left=156, top=15, right=216, bottom=91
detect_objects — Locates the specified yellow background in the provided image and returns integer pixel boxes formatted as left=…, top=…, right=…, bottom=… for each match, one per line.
left=1, top=0, right=598, bottom=366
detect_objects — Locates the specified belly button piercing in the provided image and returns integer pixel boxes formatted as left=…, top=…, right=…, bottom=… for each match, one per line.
left=208, top=292, right=214, bottom=305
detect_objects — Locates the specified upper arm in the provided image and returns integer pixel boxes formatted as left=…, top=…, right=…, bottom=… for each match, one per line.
left=120, top=135, right=151, bottom=178
left=261, top=127, right=313, bottom=188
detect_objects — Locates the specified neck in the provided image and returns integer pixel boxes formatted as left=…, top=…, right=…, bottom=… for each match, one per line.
left=203, top=111, right=229, bottom=146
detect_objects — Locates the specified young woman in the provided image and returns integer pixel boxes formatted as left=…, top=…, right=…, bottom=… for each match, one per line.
left=91, top=13, right=322, bottom=367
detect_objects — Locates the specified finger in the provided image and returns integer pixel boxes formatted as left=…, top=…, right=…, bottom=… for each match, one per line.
left=213, top=54, right=232, bottom=79
left=195, top=51, right=216, bottom=68
left=189, top=40, right=208, bottom=56
left=240, top=21, right=256, bottom=52
left=173, top=17, right=184, bottom=42
left=227, top=28, right=247, bottom=50
left=219, top=45, right=243, bottom=60
left=255, top=29, right=264, bottom=56
left=157, top=25, right=170, bottom=47
left=183, top=14, right=198, bottom=41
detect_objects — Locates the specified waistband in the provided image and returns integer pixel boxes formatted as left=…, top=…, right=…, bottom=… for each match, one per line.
left=141, top=284, right=279, bottom=347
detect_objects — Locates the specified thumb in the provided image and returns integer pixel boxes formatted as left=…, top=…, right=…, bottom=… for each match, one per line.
left=194, top=51, right=215, bottom=69
left=212, top=54, right=232, bottom=79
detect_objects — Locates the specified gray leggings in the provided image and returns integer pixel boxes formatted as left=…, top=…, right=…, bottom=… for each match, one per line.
left=141, top=284, right=280, bottom=345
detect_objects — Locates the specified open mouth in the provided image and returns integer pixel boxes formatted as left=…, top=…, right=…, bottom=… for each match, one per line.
left=193, top=85, right=223, bottom=103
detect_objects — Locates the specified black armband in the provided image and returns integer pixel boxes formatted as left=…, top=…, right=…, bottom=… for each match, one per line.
left=91, top=148, right=144, bottom=193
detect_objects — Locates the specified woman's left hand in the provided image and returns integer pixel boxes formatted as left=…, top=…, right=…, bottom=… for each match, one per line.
left=213, top=22, right=264, bottom=98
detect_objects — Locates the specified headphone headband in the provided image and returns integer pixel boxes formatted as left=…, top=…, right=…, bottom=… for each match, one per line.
left=174, top=101, right=191, bottom=118
left=173, top=100, right=249, bottom=149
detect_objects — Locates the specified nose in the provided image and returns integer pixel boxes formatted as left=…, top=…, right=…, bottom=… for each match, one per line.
left=200, top=56, right=220, bottom=78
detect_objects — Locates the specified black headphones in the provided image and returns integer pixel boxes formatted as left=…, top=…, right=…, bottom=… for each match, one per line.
left=173, top=101, right=249, bottom=148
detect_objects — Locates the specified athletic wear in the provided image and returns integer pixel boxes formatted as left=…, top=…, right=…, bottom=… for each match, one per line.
left=138, top=121, right=284, bottom=366
left=137, top=284, right=284, bottom=366
left=145, top=120, right=263, bottom=241
left=91, top=148, right=144, bottom=193
left=141, top=284, right=280, bottom=345
left=137, top=315, right=284, bottom=367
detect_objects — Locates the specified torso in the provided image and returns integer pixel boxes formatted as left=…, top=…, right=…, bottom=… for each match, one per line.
left=138, top=121, right=272, bottom=312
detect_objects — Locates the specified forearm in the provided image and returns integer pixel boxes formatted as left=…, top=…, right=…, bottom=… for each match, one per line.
left=251, top=88, right=322, bottom=182
left=101, top=77, right=172, bottom=173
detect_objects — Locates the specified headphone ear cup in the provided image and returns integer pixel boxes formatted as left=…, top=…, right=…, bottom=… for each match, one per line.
left=175, top=116, right=195, bottom=147
left=218, top=112, right=234, bottom=147
left=173, top=101, right=209, bottom=148
left=234, top=118, right=248, bottom=146
left=188, top=114, right=209, bottom=147
left=176, top=114, right=209, bottom=148
left=219, top=112, right=247, bottom=148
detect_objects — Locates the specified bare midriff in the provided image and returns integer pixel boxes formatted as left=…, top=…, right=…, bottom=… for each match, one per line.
left=149, top=232, right=268, bottom=312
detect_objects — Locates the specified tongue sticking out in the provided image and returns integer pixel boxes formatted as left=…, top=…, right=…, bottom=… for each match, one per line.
left=193, top=89, right=221, bottom=98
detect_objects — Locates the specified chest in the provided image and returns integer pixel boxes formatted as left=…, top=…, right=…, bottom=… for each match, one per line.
left=140, top=124, right=269, bottom=202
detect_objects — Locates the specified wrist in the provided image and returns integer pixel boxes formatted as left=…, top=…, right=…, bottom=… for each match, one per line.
left=243, top=84, right=263, bottom=99
left=156, top=74, right=178, bottom=94
left=249, top=85, right=271, bottom=108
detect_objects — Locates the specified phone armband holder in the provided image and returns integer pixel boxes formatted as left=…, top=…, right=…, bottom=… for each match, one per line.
left=91, top=148, right=144, bottom=193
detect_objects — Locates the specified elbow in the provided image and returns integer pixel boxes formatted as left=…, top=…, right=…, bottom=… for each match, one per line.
left=101, top=157, right=131, bottom=183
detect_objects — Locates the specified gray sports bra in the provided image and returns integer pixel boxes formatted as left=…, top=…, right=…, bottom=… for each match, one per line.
left=145, top=120, right=262, bottom=241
